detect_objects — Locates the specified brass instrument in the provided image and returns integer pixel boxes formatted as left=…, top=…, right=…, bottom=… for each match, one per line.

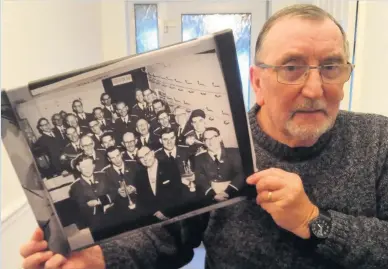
left=120, top=180, right=136, bottom=210
left=182, top=160, right=196, bottom=192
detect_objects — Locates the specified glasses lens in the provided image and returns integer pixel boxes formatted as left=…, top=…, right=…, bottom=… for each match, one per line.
left=277, top=66, right=308, bottom=84
left=321, top=64, right=352, bottom=84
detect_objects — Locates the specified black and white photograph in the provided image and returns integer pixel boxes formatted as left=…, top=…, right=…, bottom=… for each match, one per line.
left=3, top=30, right=254, bottom=253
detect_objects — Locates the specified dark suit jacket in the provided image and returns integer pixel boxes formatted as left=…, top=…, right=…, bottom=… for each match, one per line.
left=114, top=116, right=137, bottom=142
left=76, top=126, right=91, bottom=137
left=76, top=113, right=94, bottom=128
left=154, top=145, right=191, bottom=175
left=35, top=132, right=66, bottom=175
left=134, top=160, right=185, bottom=217
left=153, top=123, right=179, bottom=137
left=98, top=119, right=114, bottom=132
left=194, top=147, right=244, bottom=200
left=132, top=103, right=147, bottom=119
left=68, top=172, right=116, bottom=229
left=60, top=142, right=83, bottom=171
left=136, top=133, right=161, bottom=151
left=122, top=150, right=138, bottom=162
left=53, top=126, right=67, bottom=142
left=102, top=105, right=117, bottom=121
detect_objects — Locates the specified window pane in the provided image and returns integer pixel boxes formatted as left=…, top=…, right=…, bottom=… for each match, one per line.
left=134, top=4, right=159, bottom=54
left=182, top=14, right=252, bottom=110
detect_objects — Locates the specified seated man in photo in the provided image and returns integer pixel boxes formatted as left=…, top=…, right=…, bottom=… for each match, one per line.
left=92, top=107, right=114, bottom=132
left=68, top=154, right=115, bottom=232
left=153, top=111, right=179, bottom=137
left=121, top=132, right=139, bottom=162
left=194, top=127, right=244, bottom=204
left=135, top=146, right=186, bottom=220
left=135, top=118, right=161, bottom=150
left=77, top=135, right=109, bottom=172
left=88, top=120, right=108, bottom=151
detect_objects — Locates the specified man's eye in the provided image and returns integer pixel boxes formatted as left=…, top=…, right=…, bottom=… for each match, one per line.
left=285, top=66, right=298, bottom=72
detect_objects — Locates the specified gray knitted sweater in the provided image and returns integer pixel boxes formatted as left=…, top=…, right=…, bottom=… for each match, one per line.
left=101, top=105, right=388, bottom=269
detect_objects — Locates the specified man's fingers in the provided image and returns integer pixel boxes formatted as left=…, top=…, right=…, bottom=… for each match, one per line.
left=256, top=176, right=285, bottom=192
left=20, top=240, right=48, bottom=258
left=22, top=251, right=53, bottom=269
left=247, top=168, right=288, bottom=184
left=256, top=190, right=282, bottom=204
left=44, top=254, right=67, bottom=269
left=31, top=228, right=44, bottom=241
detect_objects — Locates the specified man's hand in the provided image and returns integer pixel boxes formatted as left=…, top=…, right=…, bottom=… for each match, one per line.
left=118, top=187, right=127, bottom=198
left=154, top=211, right=169, bottom=221
left=87, top=199, right=101, bottom=207
left=246, top=168, right=319, bottom=239
left=20, top=228, right=105, bottom=269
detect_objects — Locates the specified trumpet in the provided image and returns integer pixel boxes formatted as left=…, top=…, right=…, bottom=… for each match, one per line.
left=182, top=160, right=196, bottom=192
left=120, top=180, right=136, bottom=210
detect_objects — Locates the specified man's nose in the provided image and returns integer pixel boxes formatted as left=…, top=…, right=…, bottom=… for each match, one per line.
left=301, top=69, right=324, bottom=99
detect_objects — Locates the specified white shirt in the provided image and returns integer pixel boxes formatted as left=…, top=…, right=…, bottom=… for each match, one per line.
left=147, top=159, right=158, bottom=195
left=99, top=119, right=106, bottom=126
left=121, top=115, right=129, bottom=124
left=78, top=113, right=86, bottom=120
left=76, top=126, right=81, bottom=134
left=72, top=142, right=80, bottom=151
left=106, top=105, right=114, bottom=112
left=208, top=149, right=222, bottom=162
left=82, top=175, right=95, bottom=185
left=43, top=131, right=55, bottom=137
left=141, top=133, right=150, bottom=145
left=196, top=131, right=203, bottom=140
left=164, top=147, right=177, bottom=158
left=138, top=102, right=146, bottom=110
left=113, top=163, right=126, bottom=175
left=127, top=150, right=137, bottom=160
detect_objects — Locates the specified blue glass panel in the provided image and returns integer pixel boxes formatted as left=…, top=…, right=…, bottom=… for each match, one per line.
left=182, top=14, right=252, bottom=110
left=135, top=4, right=159, bottom=54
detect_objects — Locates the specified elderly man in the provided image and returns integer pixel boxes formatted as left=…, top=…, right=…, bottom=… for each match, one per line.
left=20, top=4, right=388, bottom=269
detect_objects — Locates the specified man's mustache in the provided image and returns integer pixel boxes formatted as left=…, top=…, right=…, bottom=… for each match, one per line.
left=291, top=99, right=328, bottom=116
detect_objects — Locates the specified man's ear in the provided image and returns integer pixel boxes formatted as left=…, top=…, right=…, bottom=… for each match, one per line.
left=250, top=66, right=265, bottom=106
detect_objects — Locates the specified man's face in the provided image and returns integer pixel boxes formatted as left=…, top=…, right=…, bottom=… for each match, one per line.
left=52, top=114, right=63, bottom=126
left=39, top=119, right=52, bottom=133
left=158, top=112, right=170, bottom=127
left=251, top=17, right=346, bottom=145
left=153, top=102, right=164, bottom=113
left=94, top=109, right=104, bottom=120
left=136, top=120, right=149, bottom=135
left=77, top=159, right=95, bottom=178
left=80, top=137, right=95, bottom=156
left=101, top=94, right=112, bottom=106
left=174, top=108, right=187, bottom=127
left=89, top=121, right=102, bottom=135
left=116, top=103, right=128, bottom=117
left=135, top=90, right=144, bottom=102
left=107, top=149, right=123, bottom=167
left=137, top=147, right=155, bottom=167
left=122, top=133, right=137, bottom=152
left=101, top=135, right=116, bottom=149
left=66, top=128, right=79, bottom=143
left=191, top=116, right=205, bottom=133
left=66, top=115, right=79, bottom=128
left=161, top=132, right=176, bottom=151
left=143, top=90, right=152, bottom=104
left=204, top=130, right=221, bottom=153
left=60, top=112, right=67, bottom=119
left=73, top=101, right=84, bottom=113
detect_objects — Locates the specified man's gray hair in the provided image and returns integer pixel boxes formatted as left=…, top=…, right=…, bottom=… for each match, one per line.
left=254, top=4, right=350, bottom=63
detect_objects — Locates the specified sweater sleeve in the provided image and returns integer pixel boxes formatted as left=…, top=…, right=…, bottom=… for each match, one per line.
left=315, top=157, right=388, bottom=268
left=100, top=213, right=209, bottom=269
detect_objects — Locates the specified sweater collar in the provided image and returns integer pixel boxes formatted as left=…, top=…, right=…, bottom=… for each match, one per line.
left=248, top=104, right=335, bottom=162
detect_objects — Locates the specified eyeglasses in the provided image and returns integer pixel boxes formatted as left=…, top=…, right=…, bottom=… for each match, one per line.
left=256, top=62, right=355, bottom=85
left=124, top=140, right=136, bottom=145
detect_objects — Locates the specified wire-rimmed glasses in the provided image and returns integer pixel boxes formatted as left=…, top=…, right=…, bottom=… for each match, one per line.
left=255, top=62, right=355, bottom=85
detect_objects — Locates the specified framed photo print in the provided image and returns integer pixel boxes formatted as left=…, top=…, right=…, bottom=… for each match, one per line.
left=1, top=29, right=255, bottom=256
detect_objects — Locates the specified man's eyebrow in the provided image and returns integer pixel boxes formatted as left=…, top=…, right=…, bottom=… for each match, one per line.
left=277, top=53, right=307, bottom=65
left=321, top=55, right=346, bottom=64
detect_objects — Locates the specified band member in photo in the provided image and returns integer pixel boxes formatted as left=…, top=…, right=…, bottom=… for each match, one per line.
left=154, top=128, right=195, bottom=199
left=51, top=113, right=67, bottom=141
left=60, top=127, right=83, bottom=172
left=68, top=154, right=115, bottom=231
left=115, top=101, right=138, bottom=142
left=65, top=113, right=90, bottom=137
left=88, top=120, right=106, bottom=151
left=135, top=118, right=161, bottom=150
left=194, top=127, right=244, bottom=204
left=93, top=107, right=114, bottom=132
left=78, top=135, right=109, bottom=172
left=184, top=109, right=207, bottom=155
left=100, top=132, right=123, bottom=151
left=153, top=111, right=178, bottom=137
left=173, top=106, right=191, bottom=145
left=135, top=146, right=186, bottom=220
left=131, top=88, right=147, bottom=119
left=72, top=100, right=94, bottom=128
left=152, top=99, right=172, bottom=119
left=121, top=132, right=139, bottom=162
left=142, top=89, right=156, bottom=120
left=35, top=117, right=67, bottom=177
left=100, top=93, right=118, bottom=122
left=102, top=147, right=138, bottom=214
left=59, top=110, right=68, bottom=122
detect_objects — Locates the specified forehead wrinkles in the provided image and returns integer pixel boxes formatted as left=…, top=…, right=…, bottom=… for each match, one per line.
left=259, top=17, right=346, bottom=63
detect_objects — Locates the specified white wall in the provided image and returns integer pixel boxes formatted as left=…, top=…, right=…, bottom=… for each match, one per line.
left=1, top=1, right=104, bottom=268
left=349, top=1, right=388, bottom=116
